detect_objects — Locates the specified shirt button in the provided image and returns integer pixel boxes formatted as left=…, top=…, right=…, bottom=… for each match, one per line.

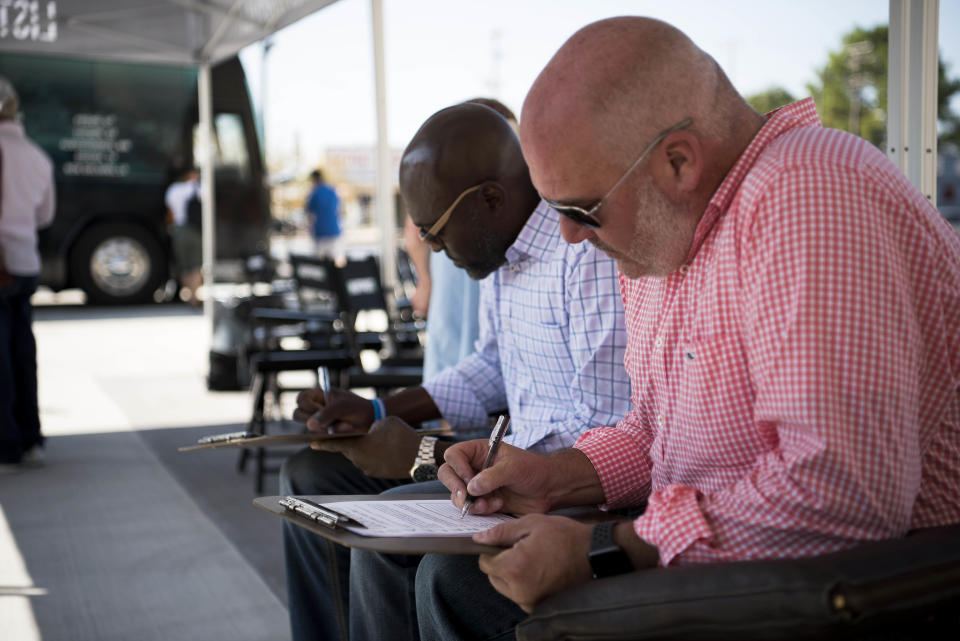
left=656, top=413, right=664, bottom=426
left=678, top=265, right=689, bottom=275
left=510, top=264, right=519, bottom=272
left=654, top=336, right=664, bottom=349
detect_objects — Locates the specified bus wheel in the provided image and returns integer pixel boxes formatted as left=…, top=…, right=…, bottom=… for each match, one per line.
left=71, top=223, right=166, bottom=305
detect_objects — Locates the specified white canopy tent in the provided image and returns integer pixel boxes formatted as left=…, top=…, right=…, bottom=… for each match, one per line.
left=0, top=0, right=943, bottom=322
left=0, top=0, right=399, bottom=323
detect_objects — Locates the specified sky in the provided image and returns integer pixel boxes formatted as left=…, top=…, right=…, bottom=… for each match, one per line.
left=238, top=0, right=960, bottom=170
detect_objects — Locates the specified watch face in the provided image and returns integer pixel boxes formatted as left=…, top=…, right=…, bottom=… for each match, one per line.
left=412, top=463, right=438, bottom=483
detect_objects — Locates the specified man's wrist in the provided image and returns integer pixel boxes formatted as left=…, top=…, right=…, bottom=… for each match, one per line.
left=544, top=448, right=606, bottom=509
left=613, top=520, right=659, bottom=570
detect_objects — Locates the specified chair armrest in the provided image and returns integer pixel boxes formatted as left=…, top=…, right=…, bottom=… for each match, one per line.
left=517, top=524, right=960, bottom=641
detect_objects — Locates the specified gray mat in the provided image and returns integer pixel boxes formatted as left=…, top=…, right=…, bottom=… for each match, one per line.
left=0, top=429, right=292, bottom=641
left=137, top=423, right=306, bottom=606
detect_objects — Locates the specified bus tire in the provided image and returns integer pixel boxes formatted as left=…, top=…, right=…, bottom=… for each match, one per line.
left=70, top=222, right=167, bottom=305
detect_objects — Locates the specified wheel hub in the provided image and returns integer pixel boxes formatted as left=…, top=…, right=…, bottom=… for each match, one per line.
left=89, top=237, right=149, bottom=296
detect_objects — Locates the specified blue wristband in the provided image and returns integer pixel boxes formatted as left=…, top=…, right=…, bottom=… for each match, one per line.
left=371, top=398, right=386, bottom=421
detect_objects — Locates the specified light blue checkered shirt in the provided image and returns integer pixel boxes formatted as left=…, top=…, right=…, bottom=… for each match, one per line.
left=423, top=201, right=631, bottom=453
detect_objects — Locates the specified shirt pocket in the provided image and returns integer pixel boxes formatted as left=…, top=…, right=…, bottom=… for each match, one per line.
left=671, top=333, right=760, bottom=473
left=507, top=315, right=573, bottom=387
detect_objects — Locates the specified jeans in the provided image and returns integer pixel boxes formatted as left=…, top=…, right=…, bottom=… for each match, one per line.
left=347, top=481, right=444, bottom=641
left=416, top=552, right=527, bottom=641
left=280, top=447, right=408, bottom=641
left=0, top=275, right=41, bottom=464
left=348, top=481, right=526, bottom=641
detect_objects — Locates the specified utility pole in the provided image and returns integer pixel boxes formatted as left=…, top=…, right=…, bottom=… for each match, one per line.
left=844, top=40, right=874, bottom=138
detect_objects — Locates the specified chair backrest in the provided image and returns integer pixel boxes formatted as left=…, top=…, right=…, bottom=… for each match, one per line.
left=289, top=253, right=339, bottom=313
left=333, top=255, right=390, bottom=315
left=394, top=248, right=418, bottom=322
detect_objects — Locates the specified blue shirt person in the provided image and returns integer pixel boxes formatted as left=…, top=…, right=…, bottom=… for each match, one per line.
left=305, top=169, right=341, bottom=258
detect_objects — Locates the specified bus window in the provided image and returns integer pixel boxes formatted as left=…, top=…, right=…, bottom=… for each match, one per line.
left=193, top=113, right=250, bottom=181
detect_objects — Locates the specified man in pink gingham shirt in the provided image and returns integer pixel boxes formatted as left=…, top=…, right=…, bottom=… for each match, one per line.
left=421, top=16, right=960, bottom=636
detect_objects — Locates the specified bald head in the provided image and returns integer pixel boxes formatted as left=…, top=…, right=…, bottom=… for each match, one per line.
left=521, top=17, right=757, bottom=198
left=400, top=102, right=539, bottom=279
left=401, top=102, right=527, bottom=207
left=519, top=17, right=765, bottom=278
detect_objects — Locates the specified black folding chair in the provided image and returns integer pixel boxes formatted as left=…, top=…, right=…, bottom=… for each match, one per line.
left=239, top=254, right=356, bottom=492
left=331, top=255, right=424, bottom=394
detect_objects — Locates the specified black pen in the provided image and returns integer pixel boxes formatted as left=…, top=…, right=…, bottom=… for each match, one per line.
left=459, top=415, right=510, bottom=519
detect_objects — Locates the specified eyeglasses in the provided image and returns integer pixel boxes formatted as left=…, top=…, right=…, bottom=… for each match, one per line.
left=418, top=184, right=484, bottom=243
left=542, top=118, right=693, bottom=229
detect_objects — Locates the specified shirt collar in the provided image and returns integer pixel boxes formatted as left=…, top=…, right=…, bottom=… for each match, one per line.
left=686, top=98, right=822, bottom=260
left=504, top=199, right=560, bottom=265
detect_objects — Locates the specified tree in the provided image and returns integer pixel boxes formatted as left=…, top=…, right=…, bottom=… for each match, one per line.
left=806, top=25, right=960, bottom=149
left=746, top=87, right=797, bottom=115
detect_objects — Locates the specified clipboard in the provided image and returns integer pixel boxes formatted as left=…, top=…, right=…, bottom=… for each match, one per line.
left=179, top=427, right=452, bottom=452
left=254, top=494, right=506, bottom=555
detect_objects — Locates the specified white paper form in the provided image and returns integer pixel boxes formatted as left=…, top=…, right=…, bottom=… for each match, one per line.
left=321, top=500, right=515, bottom=537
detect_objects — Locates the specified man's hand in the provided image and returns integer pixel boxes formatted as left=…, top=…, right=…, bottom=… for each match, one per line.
left=293, top=387, right=374, bottom=434
left=439, top=441, right=556, bottom=516
left=475, top=514, right=594, bottom=612
left=311, top=417, right=420, bottom=478
left=410, top=282, right=431, bottom=318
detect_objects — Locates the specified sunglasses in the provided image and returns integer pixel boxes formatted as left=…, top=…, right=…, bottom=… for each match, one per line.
left=417, top=184, right=484, bottom=243
left=542, top=118, right=693, bottom=229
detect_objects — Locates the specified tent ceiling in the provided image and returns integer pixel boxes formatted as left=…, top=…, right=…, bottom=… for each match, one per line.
left=0, top=0, right=339, bottom=64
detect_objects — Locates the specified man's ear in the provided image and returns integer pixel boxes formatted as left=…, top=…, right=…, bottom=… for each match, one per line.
left=480, top=182, right=505, bottom=211
left=657, top=132, right=702, bottom=195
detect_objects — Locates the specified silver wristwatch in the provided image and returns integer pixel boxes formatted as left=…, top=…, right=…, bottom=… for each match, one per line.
left=408, top=436, right=439, bottom=482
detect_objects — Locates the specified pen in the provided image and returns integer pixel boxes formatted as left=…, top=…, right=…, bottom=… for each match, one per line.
left=317, top=366, right=331, bottom=394
left=460, top=415, right=510, bottom=519
left=197, top=430, right=253, bottom=445
left=279, top=496, right=357, bottom=529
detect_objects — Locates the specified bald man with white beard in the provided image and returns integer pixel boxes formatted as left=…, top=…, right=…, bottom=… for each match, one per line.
left=346, top=16, right=960, bottom=641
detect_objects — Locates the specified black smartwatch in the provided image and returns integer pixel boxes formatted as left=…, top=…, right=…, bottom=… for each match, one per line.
left=588, top=520, right=633, bottom=579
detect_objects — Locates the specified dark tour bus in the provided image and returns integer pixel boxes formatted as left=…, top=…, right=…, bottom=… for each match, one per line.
left=0, top=53, right=270, bottom=304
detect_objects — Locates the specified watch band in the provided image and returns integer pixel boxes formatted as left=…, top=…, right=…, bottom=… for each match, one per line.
left=588, top=520, right=633, bottom=579
left=409, top=435, right=439, bottom=481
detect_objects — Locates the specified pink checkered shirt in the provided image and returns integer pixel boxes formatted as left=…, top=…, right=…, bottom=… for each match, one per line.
left=575, top=99, right=960, bottom=566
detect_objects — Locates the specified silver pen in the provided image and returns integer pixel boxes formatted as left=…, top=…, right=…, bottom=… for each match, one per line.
left=459, top=415, right=510, bottom=518
left=279, top=496, right=358, bottom=529
left=197, top=430, right=253, bottom=445
left=317, top=366, right=331, bottom=394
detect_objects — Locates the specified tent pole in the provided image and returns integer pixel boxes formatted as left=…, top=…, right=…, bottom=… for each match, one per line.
left=371, top=0, right=396, bottom=291
left=887, top=0, right=939, bottom=204
left=198, top=63, right=217, bottom=326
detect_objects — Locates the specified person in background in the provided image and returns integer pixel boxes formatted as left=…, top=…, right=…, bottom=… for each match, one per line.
left=305, top=168, right=342, bottom=262
left=398, top=16, right=960, bottom=639
left=0, top=76, right=55, bottom=472
left=281, top=102, right=630, bottom=641
left=164, top=167, right=203, bottom=306
left=403, top=98, right=517, bottom=380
